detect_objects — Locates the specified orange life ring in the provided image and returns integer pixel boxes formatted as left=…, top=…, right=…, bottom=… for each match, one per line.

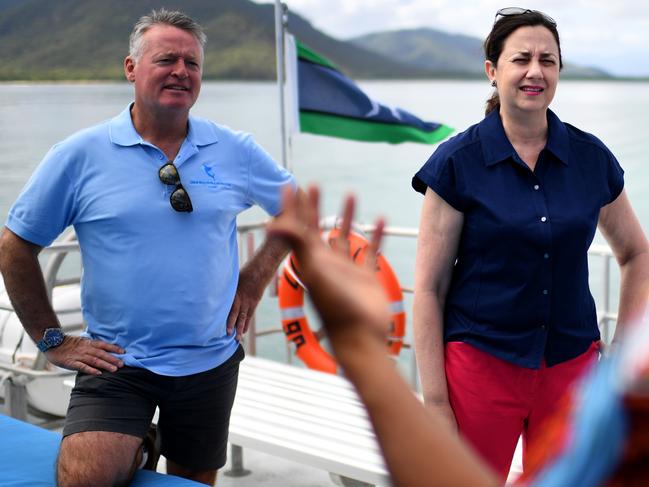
left=278, top=228, right=406, bottom=374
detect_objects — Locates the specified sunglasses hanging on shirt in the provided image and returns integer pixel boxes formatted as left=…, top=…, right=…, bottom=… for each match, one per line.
left=158, top=161, right=193, bottom=213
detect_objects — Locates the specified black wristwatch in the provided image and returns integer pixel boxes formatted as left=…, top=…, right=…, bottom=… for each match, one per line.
left=37, top=328, right=66, bottom=353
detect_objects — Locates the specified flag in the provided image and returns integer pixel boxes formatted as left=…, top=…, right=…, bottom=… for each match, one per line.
left=285, top=35, right=453, bottom=145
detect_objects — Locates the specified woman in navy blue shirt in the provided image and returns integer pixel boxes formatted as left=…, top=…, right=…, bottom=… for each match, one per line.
left=412, top=8, right=649, bottom=480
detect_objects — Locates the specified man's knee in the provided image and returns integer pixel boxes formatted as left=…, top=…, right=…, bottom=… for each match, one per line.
left=57, top=431, right=142, bottom=487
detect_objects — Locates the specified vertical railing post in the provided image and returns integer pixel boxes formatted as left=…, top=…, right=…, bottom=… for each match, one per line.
left=4, top=376, right=28, bottom=420
left=246, top=232, right=257, bottom=357
left=602, top=254, right=612, bottom=343
left=224, top=444, right=251, bottom=477
left=274, top=0, right=288, bottom=169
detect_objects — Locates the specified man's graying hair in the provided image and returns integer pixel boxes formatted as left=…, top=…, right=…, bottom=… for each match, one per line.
left=129, top=9, right=207, bottom=61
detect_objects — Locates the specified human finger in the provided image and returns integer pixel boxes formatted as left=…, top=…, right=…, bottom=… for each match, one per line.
left=70, top=360, right=103, bottom=376
left=365, top=217, right=385, bottom=271
left=339, top=194, right=355, bottom=240
left=81, top=353, right=121, bottom=373
left=291, top=187, right=309, bottom=230
left=281, top=184, right=297, bottom=216
left=306, top=185, right=320, bottom=231
left=239, top=313, right=251, bottom=340
left=272, top=186, right=299, bottom=232
left=91, top=340, right=125, bottom=356
left=226, top=299, right=240, bottom=335
left=235, top=310, right=248, bottom=341
left=268, top=188, right=310, bottom=251
left=89, top=343, right=125, bottom=368
left=331, top=195, right=354, bottom=255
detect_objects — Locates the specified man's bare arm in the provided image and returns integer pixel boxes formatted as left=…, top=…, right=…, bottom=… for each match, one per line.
left=0, top=228, right=124, bottom=374
left=226, top=188, right=307, bottom=340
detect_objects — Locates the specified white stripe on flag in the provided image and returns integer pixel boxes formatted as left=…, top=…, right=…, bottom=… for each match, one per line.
left=285, top=34, right=300, bottom=135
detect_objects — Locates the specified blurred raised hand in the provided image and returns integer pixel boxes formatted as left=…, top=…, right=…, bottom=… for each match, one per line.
left=268, top=185, right=499, bottom=487
left=267, top=185, right=391, bottom=355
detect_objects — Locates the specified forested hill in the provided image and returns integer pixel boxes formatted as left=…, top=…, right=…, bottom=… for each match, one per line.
left=0, top=0, right=611, bottom=81
left=0, top=0, right=431, bottom=80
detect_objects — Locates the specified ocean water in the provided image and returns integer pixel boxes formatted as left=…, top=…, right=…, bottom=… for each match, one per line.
left=0, top=81, right=647, bottom=368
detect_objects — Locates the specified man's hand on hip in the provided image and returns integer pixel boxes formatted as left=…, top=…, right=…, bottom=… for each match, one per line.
left=226, top=267, right=266, bottom=341
left=45, top=336, right=125, bottom=375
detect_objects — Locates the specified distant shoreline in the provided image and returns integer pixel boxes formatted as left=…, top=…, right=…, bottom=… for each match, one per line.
left=1, top=76, right=647, bottom=84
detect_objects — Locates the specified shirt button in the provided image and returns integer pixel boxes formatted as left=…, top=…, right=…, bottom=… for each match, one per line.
left=534, top=184, right=540, bottom=190
left=544, top=253, right=550, bottom=259
left=540, top=216, right=547, bottom=222
left=543, top=289, right=549, bottom=295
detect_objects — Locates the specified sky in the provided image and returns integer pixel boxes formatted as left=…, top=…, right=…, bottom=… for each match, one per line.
left=257, top=0, right=649, bottom=77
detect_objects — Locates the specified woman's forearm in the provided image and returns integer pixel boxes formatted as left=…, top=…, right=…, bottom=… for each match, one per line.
left=413, top=290, right=450, bottom=405
left=614, top=250, right=649, bottom=340
left=338, top=340, right=498, bottom=487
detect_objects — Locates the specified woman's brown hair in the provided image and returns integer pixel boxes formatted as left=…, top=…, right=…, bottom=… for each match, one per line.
left=483, top=11, right=563, bottom=115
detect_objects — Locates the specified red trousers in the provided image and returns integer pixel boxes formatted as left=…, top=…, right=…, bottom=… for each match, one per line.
left=445, top=341, right=599, bottom=481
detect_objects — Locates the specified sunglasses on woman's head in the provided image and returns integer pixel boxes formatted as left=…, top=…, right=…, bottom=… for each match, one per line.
left=495, top=7, right=556, bottom=26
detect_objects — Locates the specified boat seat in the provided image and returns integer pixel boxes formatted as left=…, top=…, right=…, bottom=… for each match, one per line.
left=229, top=356, right=392, bottom=486
left=0, top=413, right=203, bottom=486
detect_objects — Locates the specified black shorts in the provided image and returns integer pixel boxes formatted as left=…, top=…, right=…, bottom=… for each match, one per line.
left=63, top=345, right=244, bottom=470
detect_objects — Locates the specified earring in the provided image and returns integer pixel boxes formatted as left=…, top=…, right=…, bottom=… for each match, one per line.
left=491, top=80, right=497, bottom=88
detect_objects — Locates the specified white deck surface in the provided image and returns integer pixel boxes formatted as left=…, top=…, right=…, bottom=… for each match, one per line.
left=159, top=451, right=338, bottom=487
left=158, top=440, right=523, bottom=486
left=228, top=356, right=389, bottom=485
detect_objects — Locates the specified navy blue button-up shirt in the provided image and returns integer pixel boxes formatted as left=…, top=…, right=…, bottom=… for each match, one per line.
left=413, top=109, right=624, bottom=368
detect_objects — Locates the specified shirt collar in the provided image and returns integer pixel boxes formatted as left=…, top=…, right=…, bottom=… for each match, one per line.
left=544, top=109, right=571, bottom=165
left=108, top=104, right=143, bottom=147
left=109, top=103, right=220, bottom=148
left=479, top=108, right=572, bottom=167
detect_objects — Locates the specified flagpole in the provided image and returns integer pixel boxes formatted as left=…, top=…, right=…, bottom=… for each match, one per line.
left=274, top=0, right=289, bottom=170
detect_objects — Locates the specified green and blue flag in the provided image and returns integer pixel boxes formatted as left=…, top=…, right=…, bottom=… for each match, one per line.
left=286, top=37, right=453, bottom=145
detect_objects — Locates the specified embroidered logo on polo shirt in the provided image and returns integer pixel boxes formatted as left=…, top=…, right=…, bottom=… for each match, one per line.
left=189, top=163, right=232, bottom=189
left=202, top=163, right=215, bottom=181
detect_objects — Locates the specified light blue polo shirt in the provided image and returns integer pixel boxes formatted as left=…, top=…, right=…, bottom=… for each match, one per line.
left=7, top=105, right=295, bottom=376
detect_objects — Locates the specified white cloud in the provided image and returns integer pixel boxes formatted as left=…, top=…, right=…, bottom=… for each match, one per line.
left=257, top=0, right=649, bottom=76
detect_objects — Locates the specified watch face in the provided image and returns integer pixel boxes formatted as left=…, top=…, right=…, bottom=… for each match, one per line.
left=40, top=328, right=65, bottom=351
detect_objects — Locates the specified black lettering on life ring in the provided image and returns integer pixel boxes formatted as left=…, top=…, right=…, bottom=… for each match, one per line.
left=286, top=320, right=301, bottom=334
left=286, top=320, right=306, bottom=349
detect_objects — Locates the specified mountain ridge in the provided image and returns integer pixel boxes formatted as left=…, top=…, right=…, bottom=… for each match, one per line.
left=350, top=27, right=611, bottom=79
left=0, top=0, right=613, bottom=81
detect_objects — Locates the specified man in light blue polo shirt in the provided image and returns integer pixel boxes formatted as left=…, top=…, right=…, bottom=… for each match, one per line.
left=0, top=9, right=296, bottom=487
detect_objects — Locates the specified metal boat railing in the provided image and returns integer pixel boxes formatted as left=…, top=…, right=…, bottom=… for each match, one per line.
left=235, top=220, right=619, bottom=387
left=1, top=220, right=619, bottom=419
left=0, top=231, right=82, bottom=419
